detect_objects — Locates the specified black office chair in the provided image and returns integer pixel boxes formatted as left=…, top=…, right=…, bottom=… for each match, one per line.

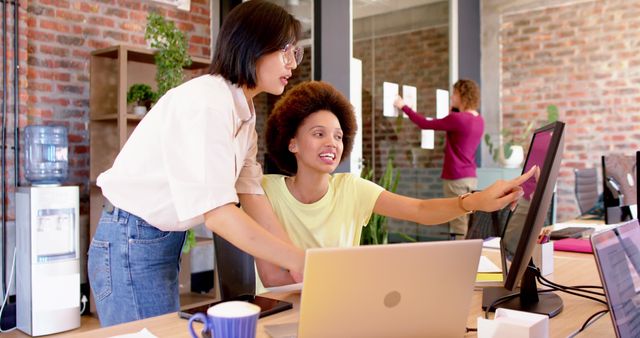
left=465, top=208, right=510, bottom=240
left=574, top=168, right=598, bottom=216
left=212, top=233, right=256, bottom=300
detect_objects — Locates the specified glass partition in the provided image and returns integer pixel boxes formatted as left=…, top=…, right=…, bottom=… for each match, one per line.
left=353, top=0, right=450, bottom=241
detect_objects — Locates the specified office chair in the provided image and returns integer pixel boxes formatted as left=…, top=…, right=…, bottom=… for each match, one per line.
left=212, top=233, right=256, bottom=300
left=574, top=168, right=598, bottom=215
left=465, top=208, right=510, bottom=240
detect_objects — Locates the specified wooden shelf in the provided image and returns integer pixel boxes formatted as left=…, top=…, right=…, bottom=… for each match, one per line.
left=90, top=114, right=118, bottom=121
left=91, top=44, right=210, bottom=69
left=126, top=114, right=144, bottom=121
left=89, top=43, right=211, bottom=221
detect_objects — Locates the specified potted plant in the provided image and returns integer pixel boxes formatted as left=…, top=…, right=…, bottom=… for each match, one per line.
left=360, top=157, right=400, bottom=245
left=144, top=13, right=192, bottom=99
left=126, top=83, right=156, bottom=115
left=485, top=104, right=559, bottom=167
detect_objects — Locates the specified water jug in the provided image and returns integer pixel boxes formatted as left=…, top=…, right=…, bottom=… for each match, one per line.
left=24, top=125, right=69, bottom=185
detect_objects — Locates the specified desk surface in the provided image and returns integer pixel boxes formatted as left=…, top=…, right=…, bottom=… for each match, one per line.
left=63, top=249, right=613, bottom=338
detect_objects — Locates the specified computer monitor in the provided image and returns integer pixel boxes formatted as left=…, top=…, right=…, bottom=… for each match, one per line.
left=602, top=154, right=637, bottom=224
left=482, top=121, right=565, bottom=317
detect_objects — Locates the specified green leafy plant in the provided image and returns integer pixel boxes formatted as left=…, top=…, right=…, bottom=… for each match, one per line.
left=360, top=157, right=401, bottom=245
left=144, top=13, right=192, bottom=99
left=485, top=104, right=559, bottom=162
left=126, top=83, right=155, bottom=108
left=182, top=228, right=197, bottom=253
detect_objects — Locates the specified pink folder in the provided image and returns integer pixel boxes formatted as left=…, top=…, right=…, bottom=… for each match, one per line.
left=553, top=238, right=593, bottom=253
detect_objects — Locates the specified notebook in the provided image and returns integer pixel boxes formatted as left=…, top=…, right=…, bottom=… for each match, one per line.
left=553, top=238, right=593, bottom=253
left=285, top=240, right=483, bottom=338
left=591, top=219, right=640, bottom=338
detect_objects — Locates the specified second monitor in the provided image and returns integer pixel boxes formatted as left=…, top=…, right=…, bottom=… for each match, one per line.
left=483, top=121, right=566, bottom=317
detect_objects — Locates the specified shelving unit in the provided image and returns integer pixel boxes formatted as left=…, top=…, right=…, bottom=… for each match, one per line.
left=88, top=45, right=211, bottom=311
left=89, top=44, right=210, bottom=183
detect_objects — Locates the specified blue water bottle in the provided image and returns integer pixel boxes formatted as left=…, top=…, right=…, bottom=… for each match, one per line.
left=24, top=125, right=69, bottom=186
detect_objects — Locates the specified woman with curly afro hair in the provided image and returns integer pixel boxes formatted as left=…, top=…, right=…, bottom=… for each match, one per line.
left=254, top=81, right=539, bottom=289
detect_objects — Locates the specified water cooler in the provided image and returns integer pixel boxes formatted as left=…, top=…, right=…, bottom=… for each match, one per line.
left=15, top=126, right=80, bottom=335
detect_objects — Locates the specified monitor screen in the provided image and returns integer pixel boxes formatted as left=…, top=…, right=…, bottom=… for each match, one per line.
left=483, top=121, right=565, bottom=317
left=501, top=122, right=564, bottom=290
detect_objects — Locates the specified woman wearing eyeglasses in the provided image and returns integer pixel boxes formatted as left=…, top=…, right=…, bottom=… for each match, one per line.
left=88, top=1, right=306, bottom=327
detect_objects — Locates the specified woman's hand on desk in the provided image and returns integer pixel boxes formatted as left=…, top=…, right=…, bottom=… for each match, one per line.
left=465, top=165, right=539, bottom=212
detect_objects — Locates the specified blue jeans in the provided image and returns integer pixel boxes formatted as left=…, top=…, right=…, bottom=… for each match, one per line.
left=88, top=207, right=186, bottom=327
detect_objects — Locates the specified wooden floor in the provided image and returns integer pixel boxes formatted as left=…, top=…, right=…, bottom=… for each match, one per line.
left=4, top=293, right=217, bottom=337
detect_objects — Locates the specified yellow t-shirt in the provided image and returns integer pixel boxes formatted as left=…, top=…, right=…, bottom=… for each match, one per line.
left=255, top=173, right=384, bottom=293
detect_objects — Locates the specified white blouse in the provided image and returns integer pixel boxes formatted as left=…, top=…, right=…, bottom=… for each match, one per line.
left=97, top=74, right=263, bottom=231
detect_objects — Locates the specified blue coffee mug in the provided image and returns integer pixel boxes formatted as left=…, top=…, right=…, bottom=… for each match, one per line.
left=188, top=301, right=260, bottom=338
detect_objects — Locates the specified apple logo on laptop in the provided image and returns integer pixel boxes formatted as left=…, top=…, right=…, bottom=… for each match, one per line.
left=384, top=290, right=401, bottom=308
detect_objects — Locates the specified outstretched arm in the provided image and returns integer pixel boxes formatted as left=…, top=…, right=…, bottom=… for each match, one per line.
left=393, top=95, right=458, bottom=131
left=372, top=166, right=538, bottom=224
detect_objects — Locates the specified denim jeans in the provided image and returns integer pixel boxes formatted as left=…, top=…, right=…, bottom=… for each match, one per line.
left=88, top=207, right=186, bottom=327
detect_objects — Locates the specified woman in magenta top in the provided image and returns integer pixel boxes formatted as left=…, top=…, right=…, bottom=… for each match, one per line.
left=394, top=79, right=484, bottom=239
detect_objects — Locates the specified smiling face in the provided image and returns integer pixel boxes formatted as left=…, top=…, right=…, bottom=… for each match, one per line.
left=254, top=48, right=298, bottom=96
left=288, top=110, right=344, bottom=175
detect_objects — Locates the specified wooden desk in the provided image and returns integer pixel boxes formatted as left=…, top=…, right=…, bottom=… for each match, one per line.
left=63, top=249, right=613, bottom=338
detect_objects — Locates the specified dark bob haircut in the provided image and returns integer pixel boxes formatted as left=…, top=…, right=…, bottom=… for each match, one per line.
left=210, top=1, right=301, bottom=89
left=266, top=81, right=357, bottom=175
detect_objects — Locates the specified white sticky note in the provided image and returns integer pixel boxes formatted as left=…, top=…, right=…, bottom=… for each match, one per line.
left=383, top=82, right=399, bottom=117
left=421, top=128, right=434, bottom=149
left=436, top=89, right=449, bottom=119
left=402, top=85, right=417, bottom=119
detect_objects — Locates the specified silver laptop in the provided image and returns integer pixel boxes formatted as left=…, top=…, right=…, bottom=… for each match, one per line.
left=295, top=240, right=482, bottom=338
left=591, top=219, right=640, bottom=338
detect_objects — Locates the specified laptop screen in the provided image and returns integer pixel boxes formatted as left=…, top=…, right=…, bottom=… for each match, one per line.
left=592, top=220, right=640, bottom=338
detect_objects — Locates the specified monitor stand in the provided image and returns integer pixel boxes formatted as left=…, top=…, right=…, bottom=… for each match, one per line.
left=481, top=266, right=563, bottom=317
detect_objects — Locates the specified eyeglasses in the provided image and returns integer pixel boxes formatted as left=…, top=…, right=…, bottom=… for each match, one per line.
left=281, top=44, right=304, bottom=65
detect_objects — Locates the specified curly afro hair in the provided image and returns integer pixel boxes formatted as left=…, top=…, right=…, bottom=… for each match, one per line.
left=266, top=81, right=357, bottom=175
left=453, top=79, right=480, bottom=111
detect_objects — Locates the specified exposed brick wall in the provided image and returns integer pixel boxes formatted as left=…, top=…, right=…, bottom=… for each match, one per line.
left=13, top=0, right=211, bottom=217
left=500, top=0, right=640, bottom=221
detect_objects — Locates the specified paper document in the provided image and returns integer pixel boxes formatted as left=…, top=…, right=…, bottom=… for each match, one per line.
left=265, top=282, right=303, bottom=293
left=383, top=82, right=399, bottom=117
left=264, top=322, right=299, bottom=338
left=110, top=328, right=158, bottom=338
left=402, top=85, right=417, bottom=119
left=421, top=129, right=434, bottom=149
left=483, top=237, right=501, bottom=249
left=436, top=89, right=449, bottom=118
left=478, top=255, right=501, bottom=273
